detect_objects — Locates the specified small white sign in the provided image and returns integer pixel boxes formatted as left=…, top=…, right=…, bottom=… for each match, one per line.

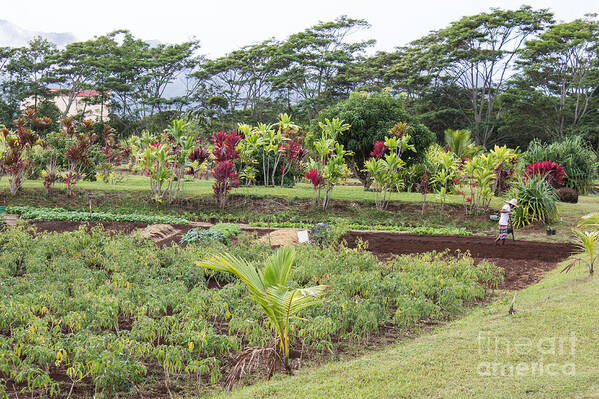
left=297, top=230, right=310, bottom=244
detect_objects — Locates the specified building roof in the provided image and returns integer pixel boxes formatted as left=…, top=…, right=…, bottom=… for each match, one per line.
left=49, top=89, right=104, bottom=97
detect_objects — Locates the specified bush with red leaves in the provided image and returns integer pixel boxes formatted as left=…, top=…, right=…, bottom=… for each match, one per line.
left=305, top=169, right=324, bottom=188
left=211, top=131, right=241, bottom=208
left=64, top=120, right=96, bottom=196
left=1, top=109, right=46, bottom=195
left=524, top=161, right=565, bottom=188
left=370, top=141, right=387, bottom=159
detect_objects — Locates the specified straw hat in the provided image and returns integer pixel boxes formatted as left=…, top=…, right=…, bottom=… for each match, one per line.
left=506, top=198, right=518, bottom=207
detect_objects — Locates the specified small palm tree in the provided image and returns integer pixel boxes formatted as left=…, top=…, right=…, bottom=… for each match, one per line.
left=196, top=246, right=327, bottom=370
left=444, top=129, right=474, bottom=159
left=563, top=229, right=598, bottom=275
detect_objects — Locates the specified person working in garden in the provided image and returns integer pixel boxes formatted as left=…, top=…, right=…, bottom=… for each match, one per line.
left=495, top=198, right=518, bottom=246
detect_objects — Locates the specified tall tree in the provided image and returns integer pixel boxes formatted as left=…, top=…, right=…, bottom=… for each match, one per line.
left=517, top=16, right=599, bottom=136
left=407, top=6, right=553, bottom=146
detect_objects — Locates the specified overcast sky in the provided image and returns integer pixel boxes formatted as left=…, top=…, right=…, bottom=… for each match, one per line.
left=3, top=0, right=598, bottom=57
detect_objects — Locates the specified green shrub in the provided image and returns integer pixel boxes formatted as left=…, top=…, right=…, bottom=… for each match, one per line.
left=211, top=223, right=241, bottom=238
left=180, top=228, right=228, bottom=245
left=510, top=177, right=559, bottom=227
left=523, top=136, right=597, bottom=193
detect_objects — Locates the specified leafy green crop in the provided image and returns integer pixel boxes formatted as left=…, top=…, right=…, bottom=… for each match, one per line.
left=210, top=223, right=241, bottom=238
left=249, top=221, right=471, bottom=236
left=0, top=227, right=499, bottom=396
left=181, top=228, right=228, bottom=245
left=7, top=206, right=189, bottom=224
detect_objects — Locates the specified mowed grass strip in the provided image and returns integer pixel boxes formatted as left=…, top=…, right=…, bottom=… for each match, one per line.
left=212, top=262, right=599, bottom=399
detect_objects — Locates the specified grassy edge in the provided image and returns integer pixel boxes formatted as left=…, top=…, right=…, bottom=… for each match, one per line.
left=206, top=258, right=599, bottom=399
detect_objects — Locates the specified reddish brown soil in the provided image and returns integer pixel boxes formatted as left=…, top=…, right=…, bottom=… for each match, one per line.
left=25, top=220, right=577, bottom=291
left=343, top=231, right=577, bottom=290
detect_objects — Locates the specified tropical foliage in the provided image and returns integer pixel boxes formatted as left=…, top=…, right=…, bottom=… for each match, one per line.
left=510, top=176, right=559, bottom=227
left=0, top=227, right=501, bottom=396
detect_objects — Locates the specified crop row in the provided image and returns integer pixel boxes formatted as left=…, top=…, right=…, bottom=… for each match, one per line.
left=248, top=221, right=472, bottom=236
left=6, top=206, right=190, bottom=224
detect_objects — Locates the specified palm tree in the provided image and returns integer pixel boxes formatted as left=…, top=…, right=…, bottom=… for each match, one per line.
left=573, top=230, right=598, bottom=275
left=196, top=246, right=327, bottom=370
left=444, top=129, right=476, bottom=159
left=578, top=213, right=599, bottom=230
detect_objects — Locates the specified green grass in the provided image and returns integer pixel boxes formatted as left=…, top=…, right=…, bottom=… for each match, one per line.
left=211, top=261, right=599, bottom=399
left=1, top=175, right=470, bottom=204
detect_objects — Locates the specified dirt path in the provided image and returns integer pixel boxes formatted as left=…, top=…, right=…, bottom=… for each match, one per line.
left=24, top=220, right=577, bottom=291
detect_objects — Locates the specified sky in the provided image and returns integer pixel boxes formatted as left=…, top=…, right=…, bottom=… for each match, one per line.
left=2, top=0, right=598, bottom=57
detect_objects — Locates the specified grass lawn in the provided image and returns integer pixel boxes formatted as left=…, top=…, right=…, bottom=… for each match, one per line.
left=1, top=175, right=471, bottom=204
left=211, top=259, right=598, bottom=399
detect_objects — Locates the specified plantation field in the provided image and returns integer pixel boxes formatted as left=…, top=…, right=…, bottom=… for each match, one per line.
left=0, top=227, right=502, bottom=397
left=218, top=259, right=599, bottom=399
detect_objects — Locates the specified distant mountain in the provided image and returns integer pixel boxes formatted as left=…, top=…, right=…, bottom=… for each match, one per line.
left=0, top=19, right=76, bottom=47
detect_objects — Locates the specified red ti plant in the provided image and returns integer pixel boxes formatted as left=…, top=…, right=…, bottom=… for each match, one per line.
left=370, top=141, right=388, bottom=159
left=211, top=131, right=241, bottom=208
left=1, top=109, right=45, bottom=195
left=187, top=145, right=210, bottom=177
left=524, top=161, right=565, bottom=188
left=64, top=119, right=96, bottom=196
left=101, top=125, right=121, bottom=165
left=305, top=168, right=324, bottom=205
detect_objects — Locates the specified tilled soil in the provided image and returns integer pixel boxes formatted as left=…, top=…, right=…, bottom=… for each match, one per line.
left=25, top=220, right=577, bottom=291
left=343, top=231, right=577, bottom=290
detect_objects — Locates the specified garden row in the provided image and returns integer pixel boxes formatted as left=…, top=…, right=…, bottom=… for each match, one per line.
left=0, top=227, right=502, bottom=397
left=5, top=205, right=471, bottom=237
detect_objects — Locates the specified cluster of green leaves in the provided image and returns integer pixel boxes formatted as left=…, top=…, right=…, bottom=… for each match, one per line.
left=510, top=177, right=559, bottom=227
left=0, top=227, right=500, bottom=396
left=7, top=205, right=189, bottom=224
left=180, top=228, right=228, bottom=245
left=181, top=224, right=241, bottom=245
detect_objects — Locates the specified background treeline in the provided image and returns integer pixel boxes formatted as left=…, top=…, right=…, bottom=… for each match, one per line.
left=0, top=7, right=598, bottom=151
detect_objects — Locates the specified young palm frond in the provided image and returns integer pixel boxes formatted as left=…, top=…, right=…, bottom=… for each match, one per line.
left=573, top=229, right=598, bottom=275
left=196, top=246, right=327, bottom=368
left=578, top=213, right=599, bottom=230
